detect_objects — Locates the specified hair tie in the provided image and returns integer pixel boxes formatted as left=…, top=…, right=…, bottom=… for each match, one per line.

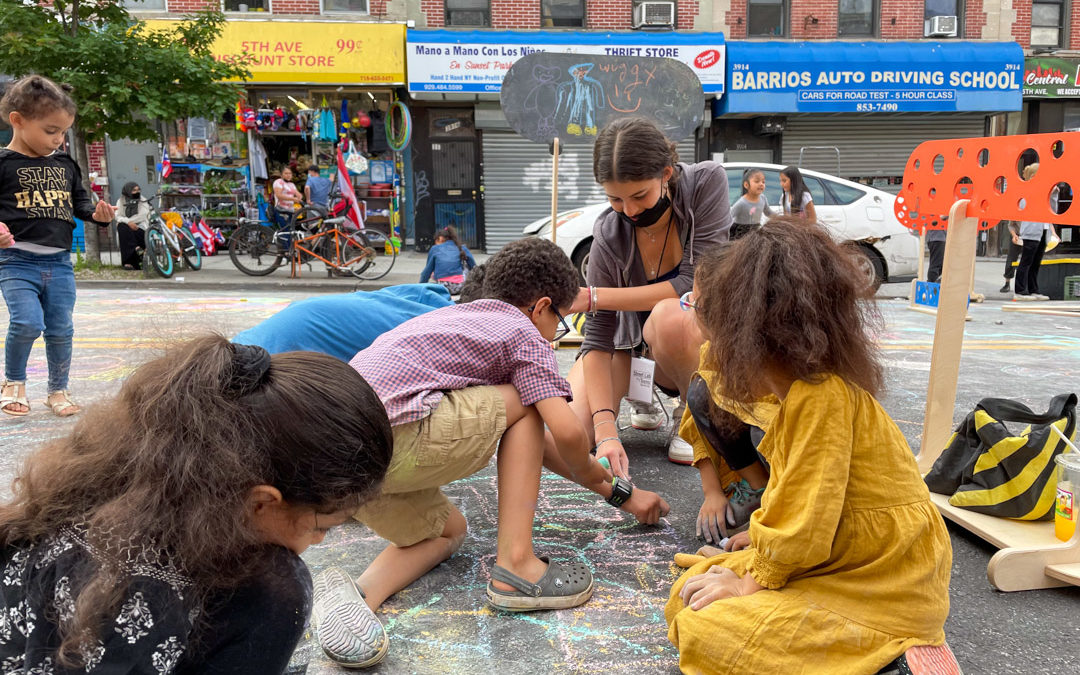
left=228, top=344, right=271, bottom=397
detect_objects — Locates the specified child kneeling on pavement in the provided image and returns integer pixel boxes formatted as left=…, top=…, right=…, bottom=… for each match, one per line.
left=313, top=237, right=671, bottom=669
left=665, top=219, right=953, bottom=674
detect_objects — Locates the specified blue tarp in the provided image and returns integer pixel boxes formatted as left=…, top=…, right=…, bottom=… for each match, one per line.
left=716, top=41, right=1024, bottom=115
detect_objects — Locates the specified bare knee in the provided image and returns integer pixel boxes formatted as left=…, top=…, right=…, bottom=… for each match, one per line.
left=643, top=298, right=686, bottom=348
left=442, top=507, right=468, bottom=554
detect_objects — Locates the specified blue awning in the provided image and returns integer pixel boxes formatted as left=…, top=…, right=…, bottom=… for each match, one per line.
left=716, top=41, right=1023, bottom=115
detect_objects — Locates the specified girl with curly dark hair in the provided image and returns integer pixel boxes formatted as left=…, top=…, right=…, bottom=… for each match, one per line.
left=0, top=335, right=393, bottom=673
left=664, top=218, right=952, bottom=674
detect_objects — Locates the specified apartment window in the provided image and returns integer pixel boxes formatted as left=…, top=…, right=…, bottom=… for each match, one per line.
left=748, top=0, right=785, bottom=37
left=542, top=0, right=585, bottom=27
left=1032, top=0, right=1065, bottom=47
left=224, top=0, right=271, bottom=11
left=838, top=0, right=876, bottom=36
left=120, top=0, right=166, bottom=9
left=324, top=0, right=369, bottom=12
left=445, top=0, right=490, bottom=26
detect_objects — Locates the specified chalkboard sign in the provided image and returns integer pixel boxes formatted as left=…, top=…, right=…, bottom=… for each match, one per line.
left=500, top=52, right=704, bottom=145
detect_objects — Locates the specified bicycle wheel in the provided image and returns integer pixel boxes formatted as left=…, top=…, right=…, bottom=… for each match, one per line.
left=145, top=227, right=173, bottom=278
left=349, top=229, right=397, bottom=281
left=229, top=224, right=284, bottom=276
left=178, top=226, right=203, bottom=271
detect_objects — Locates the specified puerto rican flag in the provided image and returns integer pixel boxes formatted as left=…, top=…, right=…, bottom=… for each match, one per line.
left=336, top=143, right=365, bottom=230
left=192, top=217, right=216, bottom=255
left=158, top=146, right=173, bottom=179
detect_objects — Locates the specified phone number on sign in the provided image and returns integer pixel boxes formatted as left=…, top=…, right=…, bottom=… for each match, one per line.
left=855, top=103, right=899, bottom=112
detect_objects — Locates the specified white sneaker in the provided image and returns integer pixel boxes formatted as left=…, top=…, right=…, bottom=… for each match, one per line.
left=1033, top=294, right=1050, bottom=301
left=629, top=400, right=665, bottom=430
left=667, top=434, right=694, bottom=465
left=1013, top=293, right=1037, bottom=302
left=312, top=567, right=389, bottom=668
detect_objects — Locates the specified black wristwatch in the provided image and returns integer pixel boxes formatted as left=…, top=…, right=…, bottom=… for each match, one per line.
left=606, top=476, right=633, bottom=507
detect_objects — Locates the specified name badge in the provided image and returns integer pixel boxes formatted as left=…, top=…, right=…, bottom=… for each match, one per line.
left=628, top=356, right=656, bottom=403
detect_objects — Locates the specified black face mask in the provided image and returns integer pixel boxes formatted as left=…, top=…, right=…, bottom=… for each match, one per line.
left=618, top=192, right=671, bottom=229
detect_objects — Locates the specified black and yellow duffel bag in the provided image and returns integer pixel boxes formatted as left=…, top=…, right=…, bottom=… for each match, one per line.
left=924, top=393, right=1077, bottom=520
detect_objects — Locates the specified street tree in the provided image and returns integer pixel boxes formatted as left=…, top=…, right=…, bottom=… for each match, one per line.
left=0, top=2, right=250, bottom=261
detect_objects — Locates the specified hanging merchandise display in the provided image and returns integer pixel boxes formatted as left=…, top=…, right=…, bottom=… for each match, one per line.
left=345, top=139, right=369, bottom=176
left=386, top=100, right=412, bottom=152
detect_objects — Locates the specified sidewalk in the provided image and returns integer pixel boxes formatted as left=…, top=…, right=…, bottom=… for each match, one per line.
left=76, top=248, right=493, bottom=294
left=78, top=247, right=1028, bottom=302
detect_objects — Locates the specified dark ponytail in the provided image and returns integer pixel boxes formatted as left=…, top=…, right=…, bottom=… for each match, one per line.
left=593, top=118, right=680, bottom=195
left=437, top=225, right=468, bottom=268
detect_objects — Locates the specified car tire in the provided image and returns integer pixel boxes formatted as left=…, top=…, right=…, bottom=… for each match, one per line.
left=571, top=239, right=592, bottom=285
left=851, top=243, right=886, bottom=292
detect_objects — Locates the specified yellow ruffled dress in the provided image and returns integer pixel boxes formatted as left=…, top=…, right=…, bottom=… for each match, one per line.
left=665, top=374, right=952, bottom=674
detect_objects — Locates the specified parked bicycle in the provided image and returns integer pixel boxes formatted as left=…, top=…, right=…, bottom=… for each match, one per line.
left=228, top=202, right=397, bottom=280
left=143, top=196, right=203, bottom=278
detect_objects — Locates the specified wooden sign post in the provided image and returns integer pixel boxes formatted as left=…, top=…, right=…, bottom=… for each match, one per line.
left=500, top=52, right=704, bottom=244
left=895, top=132, right=1080, bottom=592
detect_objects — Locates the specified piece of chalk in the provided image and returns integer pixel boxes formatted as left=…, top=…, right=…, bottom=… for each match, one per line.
left=718, top=537, right=730, bottom=550
left=598, top=456, right=611, bottom=471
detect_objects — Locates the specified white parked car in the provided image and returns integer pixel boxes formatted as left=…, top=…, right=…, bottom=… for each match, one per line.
left=522, top=162, right=921, bottom=289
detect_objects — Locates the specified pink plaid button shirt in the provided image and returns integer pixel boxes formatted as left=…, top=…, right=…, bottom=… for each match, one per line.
left=350, top=299, right=572, bottom=426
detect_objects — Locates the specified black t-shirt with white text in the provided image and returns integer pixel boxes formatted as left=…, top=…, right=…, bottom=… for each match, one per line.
left=0, top=148, right=105, bottom=251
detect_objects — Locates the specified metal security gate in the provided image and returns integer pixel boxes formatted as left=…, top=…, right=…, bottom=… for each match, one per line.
left=781, top=114, right=988, bottom=194
left=480, top=131, right=696, bottom=252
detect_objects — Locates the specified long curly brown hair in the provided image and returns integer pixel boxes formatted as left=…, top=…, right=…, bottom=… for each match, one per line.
left=0, top=335, right=393, bottom=666
left=696, top=217, right=884, bottom=406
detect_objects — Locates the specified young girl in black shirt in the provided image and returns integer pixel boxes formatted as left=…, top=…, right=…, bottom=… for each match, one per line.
left=0, top=75, right=115, bottom=417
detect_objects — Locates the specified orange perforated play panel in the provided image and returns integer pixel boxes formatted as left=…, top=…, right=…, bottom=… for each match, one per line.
left=895, top=132, right=1080, bottom=231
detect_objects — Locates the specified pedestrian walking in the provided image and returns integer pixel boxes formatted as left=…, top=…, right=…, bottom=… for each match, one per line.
left=0, top=75, right=115, bottom=417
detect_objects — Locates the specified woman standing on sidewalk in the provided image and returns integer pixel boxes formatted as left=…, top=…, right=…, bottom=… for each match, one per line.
left=569, top=118, right=731, bottom=474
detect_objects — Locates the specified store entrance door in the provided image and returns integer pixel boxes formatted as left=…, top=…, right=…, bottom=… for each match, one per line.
left=430, top=138, right=482, bottom=249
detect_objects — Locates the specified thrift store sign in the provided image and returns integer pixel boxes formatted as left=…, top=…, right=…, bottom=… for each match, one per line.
left=407, top=30, right=726, bottom=95
left=1023, top=57, right=1080, bottom=98
left=142, top=20, right=406, bottom=84
left=719, top=41, right=1023, bottom=114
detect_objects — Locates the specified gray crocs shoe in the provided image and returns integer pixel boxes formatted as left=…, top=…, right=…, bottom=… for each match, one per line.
left=312, top=566, right=388, bottom=669
left=486, top=556, right=594, bottom=612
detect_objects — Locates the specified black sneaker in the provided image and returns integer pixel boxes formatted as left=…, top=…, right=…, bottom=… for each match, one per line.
left=998, top=282, right=1010, bottom=293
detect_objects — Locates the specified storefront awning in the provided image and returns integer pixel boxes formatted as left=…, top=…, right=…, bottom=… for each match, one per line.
left=142, top=20, right=406, bottom=85
left=406, top=29, right=726, bottom=96
left=716, top=41, right=1023, bottom=115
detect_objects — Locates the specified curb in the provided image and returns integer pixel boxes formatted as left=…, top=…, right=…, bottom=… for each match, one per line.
left=75, top=277, right=401, bottom=293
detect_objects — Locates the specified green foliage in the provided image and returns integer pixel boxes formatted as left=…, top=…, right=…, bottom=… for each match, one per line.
left=0, top=2, right=251, bottom=144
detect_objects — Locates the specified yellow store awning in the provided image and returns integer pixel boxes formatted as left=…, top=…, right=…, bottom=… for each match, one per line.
left=143, top=20, right=405, bottom=85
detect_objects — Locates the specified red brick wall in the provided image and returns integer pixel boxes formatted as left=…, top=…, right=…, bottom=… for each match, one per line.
left=964, top=0, right=984, bottom=39
left=879, top=0, right=923, bottom=39
left=1071, top=0, right=1080, bottom=49
left=491, top=0, right=540, bottom=28
left=421, top=0, right=698, bottom=31
left=272, top=0, right=320, bottom=12
left=725, top=1, right=747, bottom=38
left=87, top=141, right=106, bottom=175
left=1013, top=0, right=1031, bottom=46
left=168, top=0, right=218, bottom=11
left=788, top=0, right=836, bottom=39
left=421, top=0, right=445, bottom=26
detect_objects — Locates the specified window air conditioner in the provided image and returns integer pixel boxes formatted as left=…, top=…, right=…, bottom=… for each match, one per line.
left=925, top=15, right=958, bottom=38
left=632, top=2, right=675, bottom=29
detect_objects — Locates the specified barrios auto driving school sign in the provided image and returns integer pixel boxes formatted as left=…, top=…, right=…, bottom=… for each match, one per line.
left=407, top=30, right=726, bottom=95
left=1024, top=57, right=1080, bottom=98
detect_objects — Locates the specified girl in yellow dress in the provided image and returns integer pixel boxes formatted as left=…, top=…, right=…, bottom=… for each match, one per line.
left=665, top=218, right=954, bottom=674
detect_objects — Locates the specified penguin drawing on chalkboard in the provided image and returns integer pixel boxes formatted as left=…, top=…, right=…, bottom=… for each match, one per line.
left=556, top=63, right=604, bottom=137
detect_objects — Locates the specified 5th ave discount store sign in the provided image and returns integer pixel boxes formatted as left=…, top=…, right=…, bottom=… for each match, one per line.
left=141, top=20, right=406, bottom=85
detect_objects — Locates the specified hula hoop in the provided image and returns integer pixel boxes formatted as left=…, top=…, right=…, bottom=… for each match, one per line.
left=386, top=100, right=412, bottom=152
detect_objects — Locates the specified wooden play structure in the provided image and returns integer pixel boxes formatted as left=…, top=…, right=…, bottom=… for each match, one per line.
left=895, top=132, right=1080, bottom=591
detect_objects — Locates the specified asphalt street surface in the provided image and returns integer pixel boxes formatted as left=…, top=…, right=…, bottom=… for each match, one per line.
left=1, top=287, right=1078, bottom=674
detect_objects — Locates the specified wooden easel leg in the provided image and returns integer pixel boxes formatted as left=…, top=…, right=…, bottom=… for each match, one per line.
left=551, top=137, right=560, bottom=245
left=917, top=200, right=977, bottom=472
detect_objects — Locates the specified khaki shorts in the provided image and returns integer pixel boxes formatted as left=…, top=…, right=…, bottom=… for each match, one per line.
left=354, top=386, right=507, bottom=547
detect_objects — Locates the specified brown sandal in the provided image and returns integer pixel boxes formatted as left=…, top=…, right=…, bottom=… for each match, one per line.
left=1, top=380, right=30, bottom=416
left=45, top=390, right=80, bottom=417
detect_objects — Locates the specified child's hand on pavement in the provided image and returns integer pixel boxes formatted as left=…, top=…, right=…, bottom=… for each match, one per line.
left=93, top=200, right=117, bottom=223
left=621, top=487, right=670, bottom=525
left=696, top=492, right=729, bottom=545
left=596, top=438, right=630, bottom=480
left=0, top=222, right=13, bottom=248
left=724, top=530, right=751, bottom=552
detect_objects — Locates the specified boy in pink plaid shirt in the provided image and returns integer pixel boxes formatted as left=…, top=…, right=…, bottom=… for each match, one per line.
left=311, top=238, right=670, bottom=668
